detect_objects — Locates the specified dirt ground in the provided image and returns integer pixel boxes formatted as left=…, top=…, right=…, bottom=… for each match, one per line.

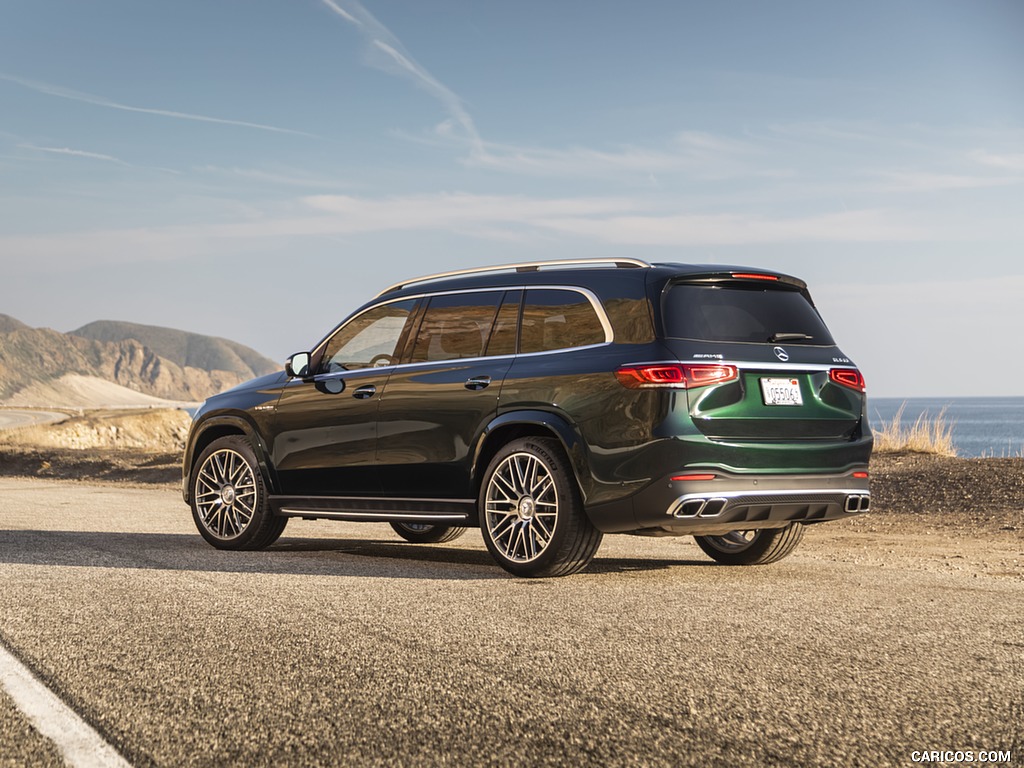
left=0, top=408, right=188, bottom=485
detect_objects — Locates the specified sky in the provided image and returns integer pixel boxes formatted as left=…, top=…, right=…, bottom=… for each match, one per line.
left=1, top=0, right=1022, bottom=398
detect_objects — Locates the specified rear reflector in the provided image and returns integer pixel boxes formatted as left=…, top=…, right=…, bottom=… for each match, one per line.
left=829, top=368, right=866, bottom=392
left=853, top=471, right=869, bottom=479
left=671, top=473, right=716, bottom=481
left=615, top=363, right=739, bottom=389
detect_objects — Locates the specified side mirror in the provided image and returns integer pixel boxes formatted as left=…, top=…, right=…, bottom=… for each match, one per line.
left=285, top=352, right=311, bottom=379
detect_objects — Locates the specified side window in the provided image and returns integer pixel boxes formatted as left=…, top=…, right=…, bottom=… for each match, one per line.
left=410, top=292, right=503, bottom=364
left=520, top=289, right=606, bottom=354
left=320, top=299, right=417, bottom=373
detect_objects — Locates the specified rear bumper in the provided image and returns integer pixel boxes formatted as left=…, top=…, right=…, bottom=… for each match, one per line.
left=586, top=468, right=870, bottom=534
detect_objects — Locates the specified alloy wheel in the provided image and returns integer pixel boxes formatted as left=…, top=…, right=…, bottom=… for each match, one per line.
left=194, top=448, right=258, bottom=540
left=484, top=451, right=559, bottom=563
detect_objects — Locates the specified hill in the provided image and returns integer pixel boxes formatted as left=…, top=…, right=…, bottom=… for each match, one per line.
left=0, top=316, right=279, bottom=406
left=72, top=320, right=276, bottom=379
left=0, top=314, right=30, bottom=333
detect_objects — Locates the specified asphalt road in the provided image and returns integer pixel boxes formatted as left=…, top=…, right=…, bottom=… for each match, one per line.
left=0, top=410, right=68, bottom=431
left=0, top=478, right=1021, bottom=767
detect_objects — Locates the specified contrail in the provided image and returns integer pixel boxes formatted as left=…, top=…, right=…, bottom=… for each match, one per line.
left=321, top=0, right=484, bottom=156
left=19, top=143, right=181, bottom=174
left=20, top=144, right=129, bottom=165
left=0, top=72, right=315, bottom=137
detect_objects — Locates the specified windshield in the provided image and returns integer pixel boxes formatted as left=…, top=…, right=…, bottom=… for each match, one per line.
left=662, top=283, right=835, bottom=345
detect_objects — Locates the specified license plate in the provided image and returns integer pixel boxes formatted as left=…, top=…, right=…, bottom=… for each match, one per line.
left=760, top=377, right=803, bottom=406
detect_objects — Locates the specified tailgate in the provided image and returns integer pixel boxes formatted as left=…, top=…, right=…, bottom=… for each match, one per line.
left=687, top=366, right=863, bottom=441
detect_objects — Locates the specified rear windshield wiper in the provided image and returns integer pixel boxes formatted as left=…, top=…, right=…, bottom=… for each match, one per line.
left=769, top=332, right=814, bottom=343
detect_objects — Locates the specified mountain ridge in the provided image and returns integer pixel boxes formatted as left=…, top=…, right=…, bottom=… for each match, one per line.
left=0, top=316, right=278, bottom=405
left=72, top=320, right=277, bottom=379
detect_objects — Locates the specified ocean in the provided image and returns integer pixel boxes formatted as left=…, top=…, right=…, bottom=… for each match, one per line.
left=868, top=397, right=1024, bottom=458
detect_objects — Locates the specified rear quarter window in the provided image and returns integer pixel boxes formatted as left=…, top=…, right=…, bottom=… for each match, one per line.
left=520, top=289, right=606, bottom=353
left=663, top=283, right=834, bottom=345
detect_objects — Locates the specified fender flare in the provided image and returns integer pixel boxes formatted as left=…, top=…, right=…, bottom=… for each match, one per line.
left=473, top=409, right=594, bottom=503
left=182, top=412, right=277, bottom=503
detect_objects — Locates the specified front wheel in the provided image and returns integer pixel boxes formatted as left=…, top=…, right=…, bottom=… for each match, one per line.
left=190, top=435, right=287, bottom=550
left=694, top=524, right=804, bottom=565
left=479, top=437, right=602, bottom=578
left=389, top=522, right=466, bottom=544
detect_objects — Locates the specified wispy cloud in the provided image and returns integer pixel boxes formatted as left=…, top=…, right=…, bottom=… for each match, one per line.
left=970, top=149, right=1024, bottom=173
left=302, top=193, right=637, bottom=231
left=304, top=194, right=925, bottom=245
left=0, top=193, right=934, bottom=271
left=461, top=131, right=780, bottom=179
left=197, top=165, right=353, bottom=189
left=0, top=73, right=315, bottom=137
left=869, top=169, right=1021, bottom=192
left=536, top=209, right=925, bottom=245
left=321, top=0, right=483, bottom=155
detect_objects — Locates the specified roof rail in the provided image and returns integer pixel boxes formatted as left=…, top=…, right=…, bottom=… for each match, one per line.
left=375, top=258, right=652, bottom=298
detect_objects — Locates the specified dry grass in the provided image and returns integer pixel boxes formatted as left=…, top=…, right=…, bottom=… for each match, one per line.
left=873, top=403, right=957, bottom=456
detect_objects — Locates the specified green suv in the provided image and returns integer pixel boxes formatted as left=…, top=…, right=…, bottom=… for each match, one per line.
left=183, top=259, right=871, bottom=577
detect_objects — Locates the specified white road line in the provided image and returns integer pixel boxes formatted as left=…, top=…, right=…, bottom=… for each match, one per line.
left=0, top=641, right=133, bottom=768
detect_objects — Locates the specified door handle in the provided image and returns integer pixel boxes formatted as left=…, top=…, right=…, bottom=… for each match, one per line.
left=464, top=376, right=491, bottom=391
left=352, top=384, right=377, bottom=399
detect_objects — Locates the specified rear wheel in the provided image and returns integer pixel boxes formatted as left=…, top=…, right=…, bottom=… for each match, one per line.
left=694, top=524, right=804, bottom=565
left=479, top=437, right=602, bottom=578
left=190, top=435, right=286, bottom=550
left=389, top=522, right=466, bottom=544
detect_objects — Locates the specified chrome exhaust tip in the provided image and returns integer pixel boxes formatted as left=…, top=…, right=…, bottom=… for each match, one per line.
left=672, top=497, right=728, bottom=518
left=844, top=494, right=870, bottom=513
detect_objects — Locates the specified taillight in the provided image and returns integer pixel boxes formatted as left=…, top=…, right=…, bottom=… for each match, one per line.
left=615, top=363, right=738, bottom=389
left=829, top=368, right=866, bottom=392
left=731, top=272, right=779, bottom=281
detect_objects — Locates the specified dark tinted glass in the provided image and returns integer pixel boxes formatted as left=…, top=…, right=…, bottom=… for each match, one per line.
left=663, top=284, right=834, bottom=344
left=410, top=292, right=503, bottom=363
left=520, top=289, right=606, bottom=354
left=485, top=290, right=521, bottom=357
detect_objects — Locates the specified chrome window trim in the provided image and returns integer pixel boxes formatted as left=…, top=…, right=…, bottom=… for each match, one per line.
left=312, top=343, right=614, bottom=378
left=312, top=284, right=614, bottom=368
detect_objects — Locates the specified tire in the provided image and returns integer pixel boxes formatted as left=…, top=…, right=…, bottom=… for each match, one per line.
left=694, top=524, right=804, bottom=565
left=479, top=437, right=602, bottom=577
left=190, top=435, right=287, bottom=550
left=389, top=522, right=466, bottom=544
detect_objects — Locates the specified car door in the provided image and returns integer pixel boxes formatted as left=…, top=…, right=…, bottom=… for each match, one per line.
left=375, top=290, right=519, bottom=499
left=271, top=299, right=419, bottom=497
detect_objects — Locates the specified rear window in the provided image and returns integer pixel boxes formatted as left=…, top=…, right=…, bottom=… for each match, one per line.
left=663, top=283, right=834, bottom=345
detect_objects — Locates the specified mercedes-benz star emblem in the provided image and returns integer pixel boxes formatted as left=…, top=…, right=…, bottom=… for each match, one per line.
left=773, top=346, right=789, bottom=362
